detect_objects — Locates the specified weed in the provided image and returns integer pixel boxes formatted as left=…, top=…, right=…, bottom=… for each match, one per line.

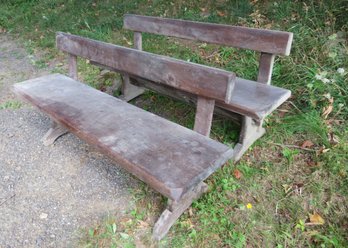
left=0, top=100, right=22, bottom=110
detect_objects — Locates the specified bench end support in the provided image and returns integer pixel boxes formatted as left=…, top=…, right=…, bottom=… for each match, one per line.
left=233, top=116, right=265, bottom=161
left=41, top=121, right=68, bottom=146
left=152, top=182, right=208, bottom=241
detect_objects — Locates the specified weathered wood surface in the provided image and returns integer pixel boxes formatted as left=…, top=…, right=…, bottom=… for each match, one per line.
left=13, top=74, right=234, bottom=201
left=257, top=52, right=275, bottom=84
left=193, top=97, right=215, bottom=136
left=133, top=31, right=142, bottom=50
left=232, top=116, right=266, bottom=161
left=41, top=121, right=68, bottom=146
left=124, top=14, right=293, bottom=55
left=130, top=75, right=291, bottom=121
left=68, top=54, right=78, bottom=80
left=119, top=31, right=146, bottom=101
left=56, top=32, right=236, bottom=103
left=153, top=182, right=208, bottom=240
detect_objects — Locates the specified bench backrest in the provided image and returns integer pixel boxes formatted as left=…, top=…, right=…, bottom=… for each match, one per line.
left=56, top=32, right=236, bottom=136
left=123, top=14, right=293, bottom=84
left=56, top=32, right=235, bottom=103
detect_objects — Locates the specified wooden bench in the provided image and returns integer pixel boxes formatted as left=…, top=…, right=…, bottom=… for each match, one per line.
left=121, top=15, right=293, bottom=160
left=13, top=32, right=236, bottom=240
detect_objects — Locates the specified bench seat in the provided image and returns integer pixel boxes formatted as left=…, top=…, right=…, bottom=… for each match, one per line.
left=219, top=77, right=290, bottom=120
left=13, top=74, right=234, bottom=201
left=130, top=74, right=290, bottom=121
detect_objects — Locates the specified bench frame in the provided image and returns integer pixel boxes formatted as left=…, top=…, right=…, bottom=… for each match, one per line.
left=122, top=15, right=293, bottom=161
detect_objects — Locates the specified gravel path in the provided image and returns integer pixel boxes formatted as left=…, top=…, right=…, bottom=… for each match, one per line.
left=0, top=34, right=138, bottom=247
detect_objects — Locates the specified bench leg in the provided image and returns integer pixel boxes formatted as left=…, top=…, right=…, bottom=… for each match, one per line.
left=152, top=182, right=208, bottom=241
left=41, top=121, right=68, bottom=146
left=119, top=74, right=145, bottom=102
left=233, top=116, right=265, bottom=161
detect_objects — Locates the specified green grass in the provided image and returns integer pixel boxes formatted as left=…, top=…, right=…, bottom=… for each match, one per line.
left=0, top=100, right=22, bottom=110
left=1, top=0, right=347, bottom=247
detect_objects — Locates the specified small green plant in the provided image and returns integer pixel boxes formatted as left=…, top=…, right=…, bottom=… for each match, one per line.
left=282, top=147, right=299, bottom=164
left=0, top=100, right=22, bottom=109
left=295, top=219, right=305, bottom=232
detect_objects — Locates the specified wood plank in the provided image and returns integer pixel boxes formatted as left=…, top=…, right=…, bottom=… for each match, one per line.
left=13, top=74, right=234, bottom=201
left=129, top=75, right=291, bottom=120
left=56, top=32, right=236, bottom=103
left=193, top=97, right=215, bottom=136
left=124, top=14, right=293, bottom=55
left=257, top=52, right=275, bottom=84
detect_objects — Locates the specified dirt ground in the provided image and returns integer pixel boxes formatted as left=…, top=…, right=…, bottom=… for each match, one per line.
left=0, top=34, right=137, bottom=247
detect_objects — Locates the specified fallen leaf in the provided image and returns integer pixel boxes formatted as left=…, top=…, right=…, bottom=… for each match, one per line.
left=328, top=132, right=339, bottom=145
left=322, top=97, right=334, bottom=119
left=217, top=10, right=225, bottom=17
left=306, top=158, right=318, bottom=167
left=188, top=207, right=194, bottom=217
left=293, top=183, right=304, bottom=196
left=282, top=184, right=292, bottom=194
left=122, top=36, right=132, bottom=46
left=301, top=140, right=314, bottom=149
left=233, top=169, right=242, bottom=179
left=317, top=146, right=330, bottom=155
left=308, top=212, right=325, bottom=225
left=137, top=220, right=149, bottom=228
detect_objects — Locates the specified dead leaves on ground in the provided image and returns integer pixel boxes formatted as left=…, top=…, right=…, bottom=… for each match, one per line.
left=233, top=169, right=242, bottom=179
left=307, top=212, right=325, bottom=226
left=322, top=97, right=334, bottom=119
left=301, top=140, right=314, bottom=149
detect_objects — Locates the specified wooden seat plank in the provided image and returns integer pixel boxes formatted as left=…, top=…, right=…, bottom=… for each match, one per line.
left=222, top=77, right=291, bottom=119
left=13, top=74, right=234, bottom=201
left=129, top=75, right=291, bottom=120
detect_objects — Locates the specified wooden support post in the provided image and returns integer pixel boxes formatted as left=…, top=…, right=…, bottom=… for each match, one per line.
left=152, top=182, right=208, bottom=241
left=120, top=31, right=145, bottom=101
left=193, top=97, right=215, bottom=136
left=41, top=120, right=68, bottom=146
left=134, top=31, right=142, bottom=50
left=234, top=52, right=275, bottom=161
left=68, top=54, right=78, bottom=80
left=257, top=52, right=275, bottom=85
left=232, top=116, right=265, bottom=161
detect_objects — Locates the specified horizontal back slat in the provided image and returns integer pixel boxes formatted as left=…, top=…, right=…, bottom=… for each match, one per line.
left=56, top=32, right=235, bottom=103
left=124, top=14, right=293, bottom=56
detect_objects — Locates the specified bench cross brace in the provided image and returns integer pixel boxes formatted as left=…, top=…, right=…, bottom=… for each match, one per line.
left=41, top=121, right=68, bottom=146
left=152, top=182, right=208, bottom=240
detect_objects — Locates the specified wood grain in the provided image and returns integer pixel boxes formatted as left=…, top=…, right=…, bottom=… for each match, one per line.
left=68, top=54, right=77, bottom=80
left=56, top=32, right=235, bottom=103
left=134, top=31, right=142, bottom=50
left=124, top=14, right=293, bottom=55
left=193, top=97, right=215, bottom=136
left=13, top=74, right=234, bottom=201
left=257, top=52, right=275, bottom=84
